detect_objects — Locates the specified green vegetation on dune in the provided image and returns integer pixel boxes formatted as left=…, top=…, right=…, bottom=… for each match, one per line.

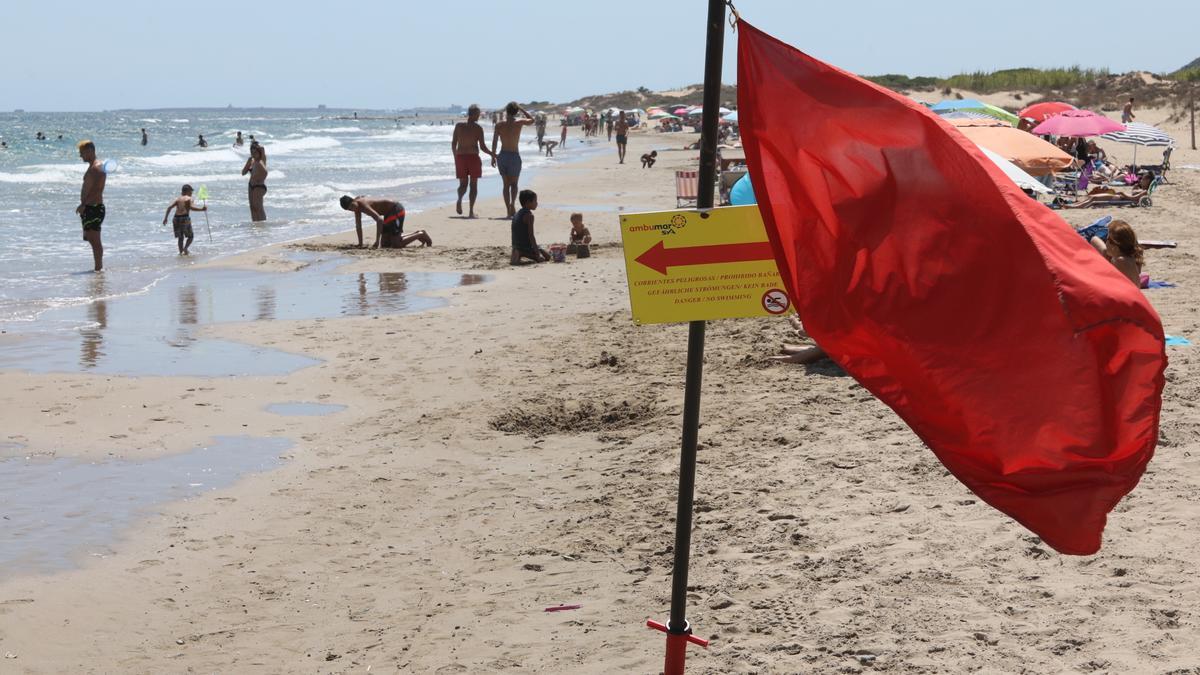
left=864, top=74, right=941, bottom=90
left=942, top=67, right=1110, bottom=93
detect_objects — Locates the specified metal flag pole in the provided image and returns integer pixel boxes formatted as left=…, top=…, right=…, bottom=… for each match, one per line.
left=645, top=1, right=726, bottom=673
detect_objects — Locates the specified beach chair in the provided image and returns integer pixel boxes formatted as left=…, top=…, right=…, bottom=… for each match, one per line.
left=1136, top=147, right=1172, bottom=184
left=676, top=170, right=699, bottom=208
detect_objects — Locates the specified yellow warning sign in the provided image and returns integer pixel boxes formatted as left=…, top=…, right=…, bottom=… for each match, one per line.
left=619, top=205, right=792, bottom=325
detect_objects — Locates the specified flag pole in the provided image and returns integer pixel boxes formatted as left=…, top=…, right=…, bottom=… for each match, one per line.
left=646, top=1, right=725, bottom=673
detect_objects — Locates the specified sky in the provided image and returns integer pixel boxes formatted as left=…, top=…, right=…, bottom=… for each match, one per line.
left=2, top=0, right=1197, bottom=112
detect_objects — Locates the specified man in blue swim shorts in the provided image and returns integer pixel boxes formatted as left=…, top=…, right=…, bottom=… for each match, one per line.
left=491, top=101, right=535, bottom=219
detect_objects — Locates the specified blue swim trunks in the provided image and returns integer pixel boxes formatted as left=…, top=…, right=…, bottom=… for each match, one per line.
left=497, top=150, right=522, bottom=178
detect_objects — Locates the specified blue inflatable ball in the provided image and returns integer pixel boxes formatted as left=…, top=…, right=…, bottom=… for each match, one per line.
left=729, top=173, right=756, bottom=205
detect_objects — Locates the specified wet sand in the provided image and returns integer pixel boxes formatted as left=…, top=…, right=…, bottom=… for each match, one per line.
left=1, top=119, right=1199, bottom=672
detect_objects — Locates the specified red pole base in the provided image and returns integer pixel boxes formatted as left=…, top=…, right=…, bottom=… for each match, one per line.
left=647, top=619, right=709, bottom=675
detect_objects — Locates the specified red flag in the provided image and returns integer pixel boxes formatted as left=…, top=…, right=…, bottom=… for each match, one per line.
left=737, top=21, right=1166, bottom=555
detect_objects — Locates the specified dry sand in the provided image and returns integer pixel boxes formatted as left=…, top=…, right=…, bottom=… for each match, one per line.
left=1, top=113, right=1199, bottom=673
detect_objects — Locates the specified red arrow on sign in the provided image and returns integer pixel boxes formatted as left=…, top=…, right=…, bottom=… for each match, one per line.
left=634, top=240, right=775, bottom=275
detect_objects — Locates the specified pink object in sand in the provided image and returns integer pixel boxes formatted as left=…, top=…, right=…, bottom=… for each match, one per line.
left=544, top=604, right=582, bottom=612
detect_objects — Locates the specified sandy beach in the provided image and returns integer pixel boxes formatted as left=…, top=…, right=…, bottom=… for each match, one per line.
left=2, top=111, right=1199, bottom=674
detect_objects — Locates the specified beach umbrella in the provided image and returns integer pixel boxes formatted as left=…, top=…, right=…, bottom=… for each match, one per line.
left=723, top=110, right=739, bottom=123
left=718, top=106, right=732, bottom=114
left=932, top=99, right=1019, bottom=125
left=977, top=146, right=1051, bottom=193
left=672, top=106, right=690, bottom=115
left=1031, top=109, right=1124, bottom=137
left=948, top=118, right=1073, bottom=176
left=1018, top=101, right=1076, bottom=122
left=649, top=111, right=680, bottom=119
left=1099, top=122, right=1174, bottom=147
left=939, top=110, right=998, bottom=121
left=1099, top=122, right=1175, bottom=166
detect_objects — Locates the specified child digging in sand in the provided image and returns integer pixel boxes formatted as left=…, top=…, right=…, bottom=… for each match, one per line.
left=567, top=212, right=592, bottom=257
left=511, top=189, right=549, bottom=264
left=162, top=184, right=206, bottom=255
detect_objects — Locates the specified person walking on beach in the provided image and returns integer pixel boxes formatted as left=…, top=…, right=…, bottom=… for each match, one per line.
left=141, top=128, right=148, bottom=146
left=1122, top=98, right=1136, bottom=124
left=162, top=184, right=207, bottom=256
left=491, top=101, right=535, bottom=219
left=614, top=110, right=630, bottom=164
left=451, top=104, right=494, bottom=219
left=241, top=143, right=268, bottom=222
left=76, top=140, right=106, bottom=272
left=560, top=116, right=568, bottom=149
left=606, top=112, right=614, bottom=141
left=339, top=195, right=432, bottom=249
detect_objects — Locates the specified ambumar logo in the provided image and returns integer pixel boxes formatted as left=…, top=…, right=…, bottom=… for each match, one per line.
left=629, top=214, right=688, bottom=236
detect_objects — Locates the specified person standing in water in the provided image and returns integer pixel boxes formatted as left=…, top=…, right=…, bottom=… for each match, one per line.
left=76, top=140, right=106, bottom=272
left=196, top=134, right=208, bottom=148
left=451, top=104, right=494, bottom=219
left=141, top=128, right=148, bottom=146
left=233, top=131, right=244, bottom=147
left=241, top=143, right=268, bottom=222
left=490, top=101, right=535, bottom=219
left=162, top=184, right=207, bottom=256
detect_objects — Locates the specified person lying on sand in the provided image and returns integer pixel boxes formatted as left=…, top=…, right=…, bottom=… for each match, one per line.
left=339, top=195, right=432, bottom=249
left=769, top=315, right=829, bottom=365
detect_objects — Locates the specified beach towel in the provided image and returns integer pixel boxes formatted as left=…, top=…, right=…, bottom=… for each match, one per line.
left=737, top=21, right=1166, bottom=555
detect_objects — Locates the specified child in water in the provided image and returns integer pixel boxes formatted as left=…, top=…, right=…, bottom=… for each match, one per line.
left=162, top=184, right=206, bottom=255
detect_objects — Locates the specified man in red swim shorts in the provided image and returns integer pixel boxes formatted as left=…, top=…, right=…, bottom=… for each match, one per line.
left=451, top=104, right=495, bottom=219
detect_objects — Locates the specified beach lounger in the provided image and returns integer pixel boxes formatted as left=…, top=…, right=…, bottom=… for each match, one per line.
left=676, top=170, right=699, bottom=208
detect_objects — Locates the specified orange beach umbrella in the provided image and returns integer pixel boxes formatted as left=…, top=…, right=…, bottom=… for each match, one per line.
left=947, top=118, right=1073, bottom=176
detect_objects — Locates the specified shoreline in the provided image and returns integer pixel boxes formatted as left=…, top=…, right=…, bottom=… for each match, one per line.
left=2, top=110, right=1198, bottom=673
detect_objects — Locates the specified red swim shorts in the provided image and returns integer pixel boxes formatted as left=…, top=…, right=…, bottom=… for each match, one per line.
left=454, top=153, right=482, bottom=179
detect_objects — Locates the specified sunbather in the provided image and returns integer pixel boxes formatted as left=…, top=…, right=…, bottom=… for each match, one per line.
left=1086, top=219, right=1143, bottom=287
left=1062, top=172, right=1153, bottom=208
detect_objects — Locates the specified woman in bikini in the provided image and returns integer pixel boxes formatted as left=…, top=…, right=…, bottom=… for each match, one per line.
left=1087, top=219, right=1144, bottom=287
left=241, top=143, right=268, bottom=222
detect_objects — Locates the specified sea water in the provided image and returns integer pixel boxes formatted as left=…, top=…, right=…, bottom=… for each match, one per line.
left=0, top=108, right=558, bottom=324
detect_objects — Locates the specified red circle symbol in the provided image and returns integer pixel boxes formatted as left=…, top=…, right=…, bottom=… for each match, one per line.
left=762, top=288, right=791, bottom=315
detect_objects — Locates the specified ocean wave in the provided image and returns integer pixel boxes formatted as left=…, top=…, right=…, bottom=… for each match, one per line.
left=302, top=126, right=364, bottom=134
left=323, top=174, right=449, bottom=192
left=0, top=164, right=83, bottom=184
left=365, top=127, right=454, bottom=142
left=137, top=147, right=244, bottom=168
left=171, top=119, right=189, bottom=123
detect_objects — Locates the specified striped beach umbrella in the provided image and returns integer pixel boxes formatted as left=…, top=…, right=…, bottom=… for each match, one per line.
left=1099, top=122, right=1174, bottom=166
left=939, top=110, right=998, bottom=121
left=1099, top=122, right=1174, bottom=147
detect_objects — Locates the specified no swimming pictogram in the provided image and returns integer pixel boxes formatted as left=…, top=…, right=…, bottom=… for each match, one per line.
left=761, top=288, right=790, bottom=314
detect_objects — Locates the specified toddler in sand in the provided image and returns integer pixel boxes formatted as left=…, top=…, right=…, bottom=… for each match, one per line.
left=162, top=184, right=206, bottom=255
left=567, top=212, right=592, bottom=256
